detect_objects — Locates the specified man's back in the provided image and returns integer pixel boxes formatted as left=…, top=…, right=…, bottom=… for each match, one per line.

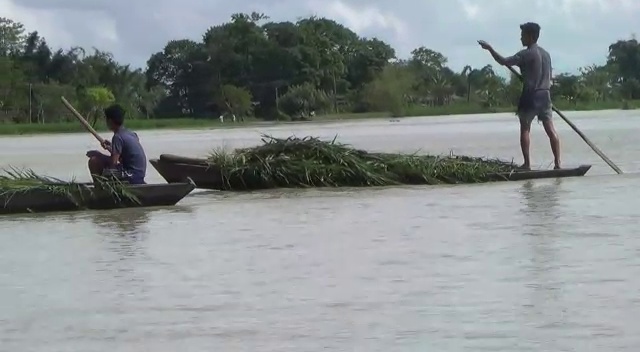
left=518, top=44, right=552, bottom=91
left=111, top=127, right=147, bottom=180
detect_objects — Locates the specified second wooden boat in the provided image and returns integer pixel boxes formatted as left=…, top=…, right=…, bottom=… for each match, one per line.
left=149, top=154, right=592, bottom=190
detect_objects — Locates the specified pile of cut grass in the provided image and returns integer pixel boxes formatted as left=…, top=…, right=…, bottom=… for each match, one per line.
left=0, top=167, right=139, bottom=209
left=206, top=135, right=516, bottom=190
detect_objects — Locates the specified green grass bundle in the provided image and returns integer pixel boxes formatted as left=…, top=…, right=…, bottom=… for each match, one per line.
left=206, top=135, right=516, bottom=190
left=0, top=167, right=139, bottom=207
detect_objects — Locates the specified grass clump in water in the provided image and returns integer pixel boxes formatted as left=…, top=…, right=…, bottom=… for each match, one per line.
left=206, top=135, right=516, bottom=190
left=0, top=167, right=139, bottom=210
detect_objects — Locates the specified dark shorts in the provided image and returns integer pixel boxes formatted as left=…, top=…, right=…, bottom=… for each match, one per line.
left=517, top=90, right=553, bottom=124
left=95, top=154, right=145, bottom=184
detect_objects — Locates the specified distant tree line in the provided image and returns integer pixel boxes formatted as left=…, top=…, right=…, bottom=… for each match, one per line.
left=1, top=14, right=639, bottom=123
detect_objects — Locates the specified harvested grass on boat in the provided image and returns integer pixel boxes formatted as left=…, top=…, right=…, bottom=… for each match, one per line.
left=205, top=135, right=516, bottom=190
left=0, top=167, right=140, bottom=208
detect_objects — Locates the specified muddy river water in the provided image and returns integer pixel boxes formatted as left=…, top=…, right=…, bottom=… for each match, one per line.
left=1, top=110, right=639, bottom=351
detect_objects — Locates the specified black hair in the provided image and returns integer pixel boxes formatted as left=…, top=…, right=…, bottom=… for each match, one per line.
left=104, top=104, right=125, bottom=126
left=520, top=22, right=541, bottom=42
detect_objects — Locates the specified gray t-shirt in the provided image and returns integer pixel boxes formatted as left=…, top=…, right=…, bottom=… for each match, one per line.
left=504, top=43, right=552, bottom=91
left=111, top=127, right=147, bottom=180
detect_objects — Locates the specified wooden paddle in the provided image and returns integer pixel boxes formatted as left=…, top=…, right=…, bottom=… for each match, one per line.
left=60, top=96, right=106, bottom=145
left=505, top=66, right=623, bottom=174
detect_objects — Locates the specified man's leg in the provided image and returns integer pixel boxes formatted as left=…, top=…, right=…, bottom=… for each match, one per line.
left=539, top=111, right=561, bottom=169
left=125, top=175, right=146, bottom=185
left=518, top=113, right=534, bottom=169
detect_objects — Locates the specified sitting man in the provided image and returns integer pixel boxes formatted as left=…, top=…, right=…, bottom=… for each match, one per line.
left=86, top=104, right=147, bottom=184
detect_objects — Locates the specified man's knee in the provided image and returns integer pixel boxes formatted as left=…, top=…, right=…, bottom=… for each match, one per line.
left=538, top=109, right=553, bottom=123
left=542, top=119, right=559, bottom=139
left=518, top=114, right=533, bottom=132
left=88, top=156, right=106, bottom=173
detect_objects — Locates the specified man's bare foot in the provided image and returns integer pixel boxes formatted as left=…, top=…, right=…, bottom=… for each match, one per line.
left=554, top=164, right=561, bottom=170
left=517, top=164, right=531, bottom=171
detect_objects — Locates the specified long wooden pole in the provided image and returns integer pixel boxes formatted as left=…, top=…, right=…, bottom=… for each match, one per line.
left=60, top=96, right=106, bottom=144
left=505, top=66, right=623, bottom=174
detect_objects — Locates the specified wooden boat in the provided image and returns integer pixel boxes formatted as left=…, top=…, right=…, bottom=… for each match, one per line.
left=490, top=164, right=592, bottom=181
left=150, top=154, right=592, bottom=190
left=0, top=180, right=196, bottom=215
left=150, top=154, right=222, bottom=189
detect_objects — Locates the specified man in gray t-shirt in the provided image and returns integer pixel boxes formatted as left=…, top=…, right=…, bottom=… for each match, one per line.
left=478, top=22, right=561, bottom=170
left=86, top=104, right=147, bottom=184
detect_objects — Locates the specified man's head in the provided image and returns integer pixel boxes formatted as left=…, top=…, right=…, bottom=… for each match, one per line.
left=104, top=104, right=125, bottom=131
left=520, top=22, right=541, bottom=47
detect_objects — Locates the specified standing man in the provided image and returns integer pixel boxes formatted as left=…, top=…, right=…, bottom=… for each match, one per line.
left=478, top=22, right=561, bottom=170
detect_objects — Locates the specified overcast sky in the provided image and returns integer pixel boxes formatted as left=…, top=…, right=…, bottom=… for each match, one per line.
left=3, top=0, right=639, bottom=75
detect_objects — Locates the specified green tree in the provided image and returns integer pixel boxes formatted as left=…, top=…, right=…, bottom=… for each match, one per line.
left=552, top=73, right=581, bottom=103
left=0, top=17, right=26, bottom=56
left=279, top=83, right=331, bottom=119
left=579, top=65, right=613, bottom=101
left=215, top=84, right=253, bottom=121
left=79, top=86, right=115, bottom=125
left=361, top=65, right=414, bottom=116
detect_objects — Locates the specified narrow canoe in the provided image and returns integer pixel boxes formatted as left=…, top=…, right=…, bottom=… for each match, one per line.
left=491, top=164, right=592, bottom=181
left=0, top=180, right=196, bottom=215
left=149, top=154, right=592, bottom=190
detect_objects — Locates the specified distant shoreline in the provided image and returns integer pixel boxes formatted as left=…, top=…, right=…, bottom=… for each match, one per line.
left=1, top=101, right=637, bottom=137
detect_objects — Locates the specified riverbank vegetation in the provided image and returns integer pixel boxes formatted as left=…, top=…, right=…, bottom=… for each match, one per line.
left=1, top=13, right=640, bottom=128
left=1, top=98, right=637, bottom=135
left=206, top=135, right=516, bottom=190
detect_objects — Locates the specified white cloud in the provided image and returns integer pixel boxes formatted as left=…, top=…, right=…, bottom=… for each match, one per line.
left=1, top=0, right=72, bottom=46
left=458, top=0, right=481, bottom=20
left=4, top=0, right=640, bottom=74
left=310, top=0, right=408, bottom=37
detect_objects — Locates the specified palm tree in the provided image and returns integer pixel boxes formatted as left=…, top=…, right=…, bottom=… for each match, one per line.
left=429, top=71, right=453, bottom=105
left=461, top=65, right=495, bottom=102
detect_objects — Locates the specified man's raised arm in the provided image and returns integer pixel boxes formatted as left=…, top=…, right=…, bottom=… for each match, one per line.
left=478, top=40, right=523, bottom=67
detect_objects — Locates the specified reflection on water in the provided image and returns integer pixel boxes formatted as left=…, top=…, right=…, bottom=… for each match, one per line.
left=519, top=179, right=566, bottom=344
left=87, top=205, right=195, bottom=235
left=0, top=205, right=195, bottom=234
left=88, top=207, right=153, bottom=232
left=519, top=178, right=563, bottom=236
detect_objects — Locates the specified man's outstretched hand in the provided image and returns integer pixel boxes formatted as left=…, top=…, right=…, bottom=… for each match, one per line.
left=477, top=40, right=492, bottom=50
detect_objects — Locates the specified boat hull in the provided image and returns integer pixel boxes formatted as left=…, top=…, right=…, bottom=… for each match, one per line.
left=150, top=154, right=592, bottom=190
left=150, top=154, right=224, bottom=189
left=491, top=165, right=592, bottom=181
left=0, top=181, right=196, bottom=215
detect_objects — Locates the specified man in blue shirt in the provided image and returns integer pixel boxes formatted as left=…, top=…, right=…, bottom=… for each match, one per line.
left=86, top=104, right=147, bottom=184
